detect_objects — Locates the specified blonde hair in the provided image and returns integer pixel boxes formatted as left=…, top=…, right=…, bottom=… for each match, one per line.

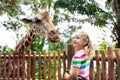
left=76, top=31, right=93, bottom=59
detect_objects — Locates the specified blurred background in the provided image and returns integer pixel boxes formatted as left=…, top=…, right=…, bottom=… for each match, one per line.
left=0, top=0, right=119, bottom=53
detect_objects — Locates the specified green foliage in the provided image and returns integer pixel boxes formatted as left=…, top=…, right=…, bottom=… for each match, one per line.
left=1, top=45, right=13, bottom=53
left=0, top=0, right=20, bottom=16
left=29, top=36, right=45, bottom=53
left=54, top=0, right=113, bottom=27
left=99, top=43, right=107, bottom=50
left=98, top=41, right=116, bottom=51
left=40, top=0, right=53, bottom=7
left=48, top=41, right=64, bottom=51
left=54, top=0, right=102, bottom=15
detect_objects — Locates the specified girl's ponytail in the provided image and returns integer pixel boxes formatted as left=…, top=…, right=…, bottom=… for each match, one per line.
left=86, top=38, right=94, bottom=59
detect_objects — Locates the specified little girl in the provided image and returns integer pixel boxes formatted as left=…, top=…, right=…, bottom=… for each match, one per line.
left=64, top=31, right=93, bottom=80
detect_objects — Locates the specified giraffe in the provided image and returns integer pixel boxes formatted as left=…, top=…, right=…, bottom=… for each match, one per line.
left=14, top=5, right=60, bottom=55
left=0, top=4, right=60, bottom=78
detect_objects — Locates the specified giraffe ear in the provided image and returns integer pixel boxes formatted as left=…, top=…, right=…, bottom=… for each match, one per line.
left=20, top=18, right=33, bottom=24
left=34, top=4, right=41, bottom=13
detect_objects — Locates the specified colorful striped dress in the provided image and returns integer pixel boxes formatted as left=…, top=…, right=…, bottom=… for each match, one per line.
left=71, top=49, right=90, bottom=80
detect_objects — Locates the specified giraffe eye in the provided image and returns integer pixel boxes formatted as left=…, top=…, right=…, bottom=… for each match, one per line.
left=35, top=18, right=41, bottom=23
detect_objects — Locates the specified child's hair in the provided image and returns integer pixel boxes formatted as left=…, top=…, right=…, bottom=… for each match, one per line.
left=75, top=31, right=94, bottom=59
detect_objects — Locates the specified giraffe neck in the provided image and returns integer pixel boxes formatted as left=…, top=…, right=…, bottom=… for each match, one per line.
left=13, top=25, right=39, bottom=55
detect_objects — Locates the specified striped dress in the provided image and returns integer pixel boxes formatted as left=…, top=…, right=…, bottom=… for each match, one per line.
left=71, top=49, right=90, bottom=80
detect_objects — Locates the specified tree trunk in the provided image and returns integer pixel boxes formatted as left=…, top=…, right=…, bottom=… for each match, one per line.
left=112, top=0, right=120, bottom=48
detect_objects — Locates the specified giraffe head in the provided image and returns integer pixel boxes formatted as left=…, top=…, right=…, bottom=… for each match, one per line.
left=20, top=5, right=60, bottom=42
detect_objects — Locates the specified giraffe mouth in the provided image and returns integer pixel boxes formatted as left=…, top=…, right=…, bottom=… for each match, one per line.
left=48, top=30, right=60, bottom=42
left=48, top=35, right=60, bottom=42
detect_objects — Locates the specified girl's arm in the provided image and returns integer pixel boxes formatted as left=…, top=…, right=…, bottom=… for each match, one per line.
left=64, top=67, right=79, bottom=80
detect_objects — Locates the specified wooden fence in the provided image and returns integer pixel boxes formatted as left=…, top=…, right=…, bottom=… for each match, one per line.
left=0, top=44, right=120, bottom=80
left=0, top=50, right=67, bottom=80
left=89, top=46, right=120, bottom=80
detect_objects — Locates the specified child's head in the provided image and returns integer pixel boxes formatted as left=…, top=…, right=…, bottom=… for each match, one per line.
left=72, top=30, right=93, bottom=58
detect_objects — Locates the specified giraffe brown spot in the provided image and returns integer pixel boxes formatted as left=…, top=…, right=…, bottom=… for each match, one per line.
left=33, top=34, right=35, bottom=38
left=30, top=32, right=32, bottom=36
left=21, top=45, right=24, bottom=50
left=28, top=36, right=31, bottom=41
left=19, top=48, right=21, bottom=52
left=25, top=41, right=29, bottom=47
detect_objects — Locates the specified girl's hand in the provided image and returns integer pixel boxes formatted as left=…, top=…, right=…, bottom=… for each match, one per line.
left=64, top=72, right=69, bottom=80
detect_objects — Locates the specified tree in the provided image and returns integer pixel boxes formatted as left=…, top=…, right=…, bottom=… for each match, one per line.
left=53, top=0, right=120, bottom=48
left=109, top=0, right=120, bottom=48
left=1, top=0, right=120, bottom=52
